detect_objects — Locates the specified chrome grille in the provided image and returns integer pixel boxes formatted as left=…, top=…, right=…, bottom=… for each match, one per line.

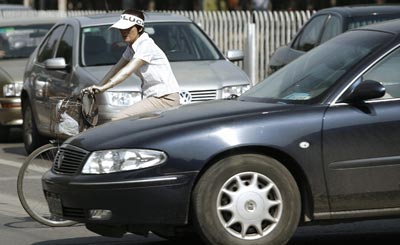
left=53, top=146, right=88, bottom=175
left=190, top=90, right=217, bottom=102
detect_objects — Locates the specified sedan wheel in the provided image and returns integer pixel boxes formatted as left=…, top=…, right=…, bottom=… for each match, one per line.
left=23, top=103, right=46, bottom=154
left=193, top=154, right=301, bottom=245
left=0, top=125, right=9, bottom=141
left=217, top=171, right=283, bottom=240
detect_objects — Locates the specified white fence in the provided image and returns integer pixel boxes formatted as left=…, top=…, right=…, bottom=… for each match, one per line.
left=1, top=9, right=315, bottom=83
left=175, top=10, right=314, bottom=83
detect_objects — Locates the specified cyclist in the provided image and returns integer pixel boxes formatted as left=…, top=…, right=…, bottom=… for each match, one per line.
left=20, top=10, right=181, bottom=226
left=82, top=9, right=181, bottom=120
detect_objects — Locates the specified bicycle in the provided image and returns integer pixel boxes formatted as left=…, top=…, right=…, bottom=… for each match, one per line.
left=17, top=91, right=98, bottom=227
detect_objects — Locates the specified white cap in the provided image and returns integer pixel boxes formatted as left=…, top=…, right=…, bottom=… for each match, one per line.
left=109, top=14, right=144, bottom=30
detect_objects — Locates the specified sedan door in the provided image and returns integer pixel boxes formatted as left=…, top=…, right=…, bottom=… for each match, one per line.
left=322, top=47, right=400, bottom=213
left=30, top=24, right=74, bottom=133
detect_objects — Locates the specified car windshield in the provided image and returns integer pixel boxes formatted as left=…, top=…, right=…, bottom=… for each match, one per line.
left=81, top=22, right=223, bottom=66
left=241, top=30, right=393, bottom=104
left=0, top=24, right=53, bottom=59
left=348, top=14, right=400, bottom=30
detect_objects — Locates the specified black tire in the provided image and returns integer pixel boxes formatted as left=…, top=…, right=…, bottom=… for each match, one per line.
left=192, top=154, right=301, bottom=245
left=22, top=102, right=47, bottom=154
left=0, top=125, right=10, bottom=141
left=17, top=143, right=77, bottom=227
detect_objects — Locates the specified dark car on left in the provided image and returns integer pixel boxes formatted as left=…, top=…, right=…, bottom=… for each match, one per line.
left=268, top=5, right=400, bottom=75
left=42, top=19, right=400, bottom=245
left=0, top=17, right=56, bottom=140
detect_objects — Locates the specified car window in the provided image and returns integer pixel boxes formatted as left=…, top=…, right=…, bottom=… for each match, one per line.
left=293, top=15, right=328, bottom=52
left=320, top=15, right=341, bottom=44
left=37, top=25, right=65, bottom=63
left=0, top=23, right=53, bottom=59
left=147, top=23, right=222, bottom=61
left=55, top=25, right=73, bottom=65
left=362, top=47, right=400, bottom=100
left=81, top=22, right=223, bottom=66
left=241, top=30, right=393, bottom=104
left=81, top=26, right=122, bottom=66
left=347, top=15, right=400, bottom=30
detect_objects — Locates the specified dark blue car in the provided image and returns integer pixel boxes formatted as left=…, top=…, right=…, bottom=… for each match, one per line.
left=268, top=5, right=400, bottom=75
left=43, top=19, right=400, bottom=244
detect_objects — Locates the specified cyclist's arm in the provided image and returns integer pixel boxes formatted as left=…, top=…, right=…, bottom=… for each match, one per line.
left=101, top=58, right=145, bottom=91
left=99, top=57, right=129, bottom=86
left=90, top=57, right=145, bottom=93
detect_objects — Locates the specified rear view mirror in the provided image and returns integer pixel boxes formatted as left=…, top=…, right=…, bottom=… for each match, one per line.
left=226, top=49, right=244, bottom=62
left=44, top=57, right=68, bottom=70
left=339, top=80, right=385, bottom=103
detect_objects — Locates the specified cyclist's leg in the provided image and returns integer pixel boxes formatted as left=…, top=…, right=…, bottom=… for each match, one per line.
left=17, top=143, right=77, bottom=227
left=113, top=93, right=180, bottom=121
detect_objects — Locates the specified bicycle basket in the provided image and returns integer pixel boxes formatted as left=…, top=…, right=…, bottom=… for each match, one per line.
left=49, top=97, right=82, bottom=136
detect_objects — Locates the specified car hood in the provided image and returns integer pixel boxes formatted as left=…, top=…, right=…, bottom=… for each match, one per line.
left=80, top=60, right=249, bottom=91
left=67, top=99, right=304, bottom=151
left=171, top=60, right=250, bottom=89
left=0, top=58, right=28, bottom=82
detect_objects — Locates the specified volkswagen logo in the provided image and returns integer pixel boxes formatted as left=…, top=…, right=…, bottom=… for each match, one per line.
left=179, top=90, right=192, bottom=104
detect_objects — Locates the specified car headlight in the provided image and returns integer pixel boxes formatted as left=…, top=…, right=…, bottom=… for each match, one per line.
left=3, top=82, right=22, bottom=97
left=222, top=85, right=250, bottom=98
left=107, top=91, right=141, bottom=106
left=82, top=149, right=167, bottom=174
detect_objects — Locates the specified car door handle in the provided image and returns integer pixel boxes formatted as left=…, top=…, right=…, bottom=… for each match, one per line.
left=34, top=79, right=49, bottom=98
left=36, top=78, right=52, bottom=83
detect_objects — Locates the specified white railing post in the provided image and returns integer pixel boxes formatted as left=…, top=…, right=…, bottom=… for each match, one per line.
left=245, top=23, right=257, bottom=86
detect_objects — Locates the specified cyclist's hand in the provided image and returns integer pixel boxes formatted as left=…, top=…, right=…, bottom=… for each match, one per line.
left=90, top=85, right=103, bottom=94
left=81, top=87, right=90, bottom=95
left=82, top=85, right=103, bottom=94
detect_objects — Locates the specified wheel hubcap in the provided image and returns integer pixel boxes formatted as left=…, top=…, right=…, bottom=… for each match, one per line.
left=217, top=172, right=283, bottom=240
left=245, top=200, right=256, bottom=212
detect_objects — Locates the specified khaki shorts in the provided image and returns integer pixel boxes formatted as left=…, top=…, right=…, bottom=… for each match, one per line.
left=113, top=93, right=180, bottom=120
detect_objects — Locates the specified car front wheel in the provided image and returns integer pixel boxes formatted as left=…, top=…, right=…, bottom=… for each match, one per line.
left=192, top=154, right=301, bottom=245
left=23, top=103, right=47, bottom=154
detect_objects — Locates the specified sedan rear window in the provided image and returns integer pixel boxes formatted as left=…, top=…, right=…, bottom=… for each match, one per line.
left=348, top=14, right=400, bottom=30
left=0, top=24, right=53, bottom=59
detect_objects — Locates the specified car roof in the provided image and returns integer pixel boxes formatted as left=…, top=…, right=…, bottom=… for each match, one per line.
left=317, top=5, right=400, bottom=18
left=70, top=12, right=192, bottom=27
left=0, top=17, right=59, bottom=26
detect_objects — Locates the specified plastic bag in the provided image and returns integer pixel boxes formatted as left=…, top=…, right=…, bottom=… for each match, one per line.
left=57, top=112, right=79, bottom=136
left=50, top=98, right=82, bottom=136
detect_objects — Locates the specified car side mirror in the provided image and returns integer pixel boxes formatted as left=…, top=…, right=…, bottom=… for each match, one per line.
left=44, top=57, right=69, bottom=70
left=339, top=80, right=385, bottom=103
left=226, top=49, right=244, bottom=62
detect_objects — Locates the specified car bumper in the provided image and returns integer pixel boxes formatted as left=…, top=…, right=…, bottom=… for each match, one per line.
left=0, top=97, right=22, bottom=126
left=42, top=169, right=198, bottom=226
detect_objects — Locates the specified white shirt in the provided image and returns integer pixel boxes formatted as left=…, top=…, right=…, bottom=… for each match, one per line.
left=122, top=32, right=180, bottom=98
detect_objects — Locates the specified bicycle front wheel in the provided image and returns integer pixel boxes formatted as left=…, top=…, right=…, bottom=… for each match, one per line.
left=17, top=143, right=77, bottom=227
